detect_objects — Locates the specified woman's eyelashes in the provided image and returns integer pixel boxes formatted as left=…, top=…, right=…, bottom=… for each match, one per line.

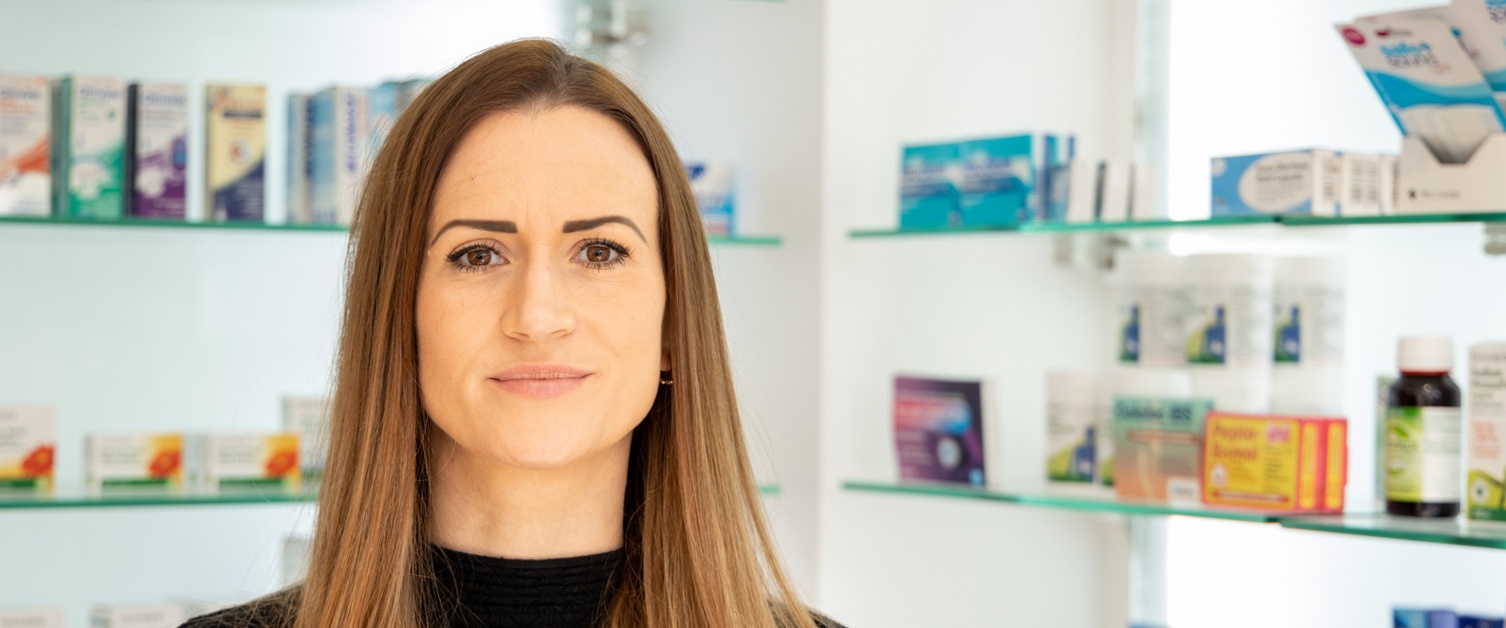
left=444, top=238, right=632, bottom=273
left=446, top=243, right=506, bottom=272
left=575, top=238, right=631, bottom=270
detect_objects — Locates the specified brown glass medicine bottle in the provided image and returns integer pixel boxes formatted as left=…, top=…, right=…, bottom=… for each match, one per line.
left=1385, top=336, right=1462, bottom=518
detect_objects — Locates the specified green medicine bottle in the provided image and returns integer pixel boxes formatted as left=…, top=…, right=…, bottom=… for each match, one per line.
left=1385, top=336, right=1463, bottom=518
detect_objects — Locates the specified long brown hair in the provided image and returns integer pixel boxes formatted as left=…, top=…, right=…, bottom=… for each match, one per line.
left=292, top=39, right=818, bottom=628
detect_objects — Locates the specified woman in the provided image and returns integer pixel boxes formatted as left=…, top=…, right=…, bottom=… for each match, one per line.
left=185, top=39, right=839, bottom=628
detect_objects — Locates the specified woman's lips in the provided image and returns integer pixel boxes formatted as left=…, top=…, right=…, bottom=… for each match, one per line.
left=489, top=365, right=592, bottom=400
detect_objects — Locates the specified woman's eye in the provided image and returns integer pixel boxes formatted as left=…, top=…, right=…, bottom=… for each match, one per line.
left=577, top=241, right=628, bottom=268
left=447, top=244, right=506, bottom=271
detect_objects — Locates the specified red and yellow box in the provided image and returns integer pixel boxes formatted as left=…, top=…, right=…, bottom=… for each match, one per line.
left=1202, top=413, right=1347, bottom=513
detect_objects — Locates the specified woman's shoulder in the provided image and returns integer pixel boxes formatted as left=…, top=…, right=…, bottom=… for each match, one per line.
left=178, top=590, right=298, bottom=628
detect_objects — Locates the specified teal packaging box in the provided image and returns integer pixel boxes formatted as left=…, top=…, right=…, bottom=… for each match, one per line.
left=898, top=142, right=958, bottom=228
left=957, top=135, right=1035, bottom=226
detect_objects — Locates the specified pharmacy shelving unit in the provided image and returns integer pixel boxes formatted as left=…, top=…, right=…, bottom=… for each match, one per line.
left=0, top=484, right=782, bottom=511
left=847, top=211, right=1506, bottom=238
left=0, top=215, right=785, bottom=246
left=842, top=209, right=1506, bottom=625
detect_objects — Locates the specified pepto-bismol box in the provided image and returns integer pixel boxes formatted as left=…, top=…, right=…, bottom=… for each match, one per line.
left=205, top=83, right=266, bottom=222
left=52, top=75, right=126, bottom=219
left=126, top=82, right=188, bottom=219
left=0, top=73, right=52, bottom=216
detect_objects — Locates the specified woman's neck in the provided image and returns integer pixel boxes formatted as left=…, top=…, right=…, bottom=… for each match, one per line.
left=426, top=431, right=630, bottom=560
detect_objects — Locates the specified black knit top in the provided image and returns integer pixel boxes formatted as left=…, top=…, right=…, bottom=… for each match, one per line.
left=430, top=545, right=622, bottom=627
left=180, top=545, right=843, bottom=628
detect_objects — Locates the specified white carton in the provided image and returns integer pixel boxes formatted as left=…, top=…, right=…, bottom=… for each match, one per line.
left=0, top=405, right=55, bottom=494
left=287, top=93, right=311, bottom=224
left=89, top=603, right=185, bottom=628
left=86, top=433, right=184, bottom=493
left=282, top=396, right=329, bottom=480
left=1096, top=159, right=1131, bottom=222
left=1129, top=162, right=1159, bottom=220
left=199, top=432, right=301, bottom=493
left=1468, top=342, right=1506, bottom=522
left=1063, top=159, right=1097, bottom=223
left=0, top=608, right=64, bottom=627
left=1210, top=149, right=1338, bottom=217
left=1337, top=152, right=1388, bottom=217
left=0, top=74, right=51, bottom=216
left=1396, top=133, right=1506, bottom=213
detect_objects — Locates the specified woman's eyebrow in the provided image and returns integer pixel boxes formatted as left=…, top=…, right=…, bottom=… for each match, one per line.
left=562, top=215, right=646, bottom=243
left=430, top=219, right=517, bottom=246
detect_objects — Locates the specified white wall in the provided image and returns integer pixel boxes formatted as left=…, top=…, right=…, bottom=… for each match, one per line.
left=625, top=0, right=827, bottom=595
left=1162, top=1, right=1506, bottom=626
left=0, top=1, right=559, bottom=624
left=818, top=1, right=1138, bottom=626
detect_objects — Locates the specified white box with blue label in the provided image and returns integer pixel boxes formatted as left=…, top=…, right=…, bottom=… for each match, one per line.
left=1211, top=150, right=1338, bottom=217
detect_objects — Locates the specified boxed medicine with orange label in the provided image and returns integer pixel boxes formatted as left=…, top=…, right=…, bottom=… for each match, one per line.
left=1202, top=413, right=1347, bottom=513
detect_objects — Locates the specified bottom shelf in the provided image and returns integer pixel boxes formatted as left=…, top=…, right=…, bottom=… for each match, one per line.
left=843, top=480, right=1506, bottom=550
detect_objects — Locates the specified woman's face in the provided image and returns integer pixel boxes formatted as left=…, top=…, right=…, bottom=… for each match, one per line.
left=417, top=105, right=666, bottom=472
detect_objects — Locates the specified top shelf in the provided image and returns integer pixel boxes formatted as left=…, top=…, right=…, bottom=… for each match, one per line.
left=849, top=212, right=1506, bottom=238
left=0, top=215, right=783, bottom=246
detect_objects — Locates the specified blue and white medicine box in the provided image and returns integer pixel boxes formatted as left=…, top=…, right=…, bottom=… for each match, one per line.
left=1210, top=149, right=1338, bottom=217
left=957, top=135, right=1034, bottom=226
left=898, top=143, right=958, bottom=228
left=686, top=162, right=734, bottom=236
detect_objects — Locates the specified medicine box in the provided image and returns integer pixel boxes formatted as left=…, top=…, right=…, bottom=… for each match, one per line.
left=283, top=396, right=330, bottom=483
left=287, top=93, right=312, bottom=224
left=197, top=433, right=301, bottom=493
left=52, top=75, right=126, bottom=219
left=0, top=405, right=56, bottom=495
left=85, top=433, right=185, bottom=493
left=0, top=73, right=52, bottom=216
left=0, top=607, right=64, bottom=628
left=1202, top=413, right=1347, bottom=513
left=309, top=87, right=367, bottom=225
left=205, top=83, right=266, bottom=222
left=686, top=162, right=735, bottom=236
left=898, top=142, right=959, bottom=228
left=90, top=603, right=186, bottom=628
left=1467, top=343, right=1506, bottom=522
left=1113, top=396, right=1214, bottom=504
left=957, top=135, right=1035, bottom=226
left=1210, top=149, right=1338, bottom=217
left=126, top=82, right=188, bottom=219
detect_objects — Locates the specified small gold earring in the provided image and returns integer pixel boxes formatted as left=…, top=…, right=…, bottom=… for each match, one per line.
left=659, top=371, right=673, bottom=386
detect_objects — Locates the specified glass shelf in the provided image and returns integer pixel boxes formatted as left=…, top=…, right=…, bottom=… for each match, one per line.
left=844, top=481, right=1506, bottom=550
left=848, top=212, right=1506, bottom=238
left=842, top=480, right=1285, bottom=523
left=0, top=215, right=784, bottom=246
left=0, top=487, right=315, bottom=510
left=0, top=484, right=782, bottom=510
left=1279, top=514, right=1506, bottom=551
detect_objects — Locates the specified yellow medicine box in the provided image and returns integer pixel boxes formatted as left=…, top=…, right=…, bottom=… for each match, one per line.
left=1203, top=413, right=1347, bottom=513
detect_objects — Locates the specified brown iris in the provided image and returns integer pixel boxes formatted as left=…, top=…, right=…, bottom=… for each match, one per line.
left=585, top=244, right=612, bottom=263
left=466, top=249, right=492, bottom=266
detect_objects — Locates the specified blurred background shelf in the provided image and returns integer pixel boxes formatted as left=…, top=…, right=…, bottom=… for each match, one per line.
left=842, top=480, right=1285, bottom=523
left=0, top=484, right=783, bottom=511
left=0, top=215, right=784, bottom=246
left=848, top=212, right=1506, bottom=239
left=1278, top=514, right=1506, bottom=551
